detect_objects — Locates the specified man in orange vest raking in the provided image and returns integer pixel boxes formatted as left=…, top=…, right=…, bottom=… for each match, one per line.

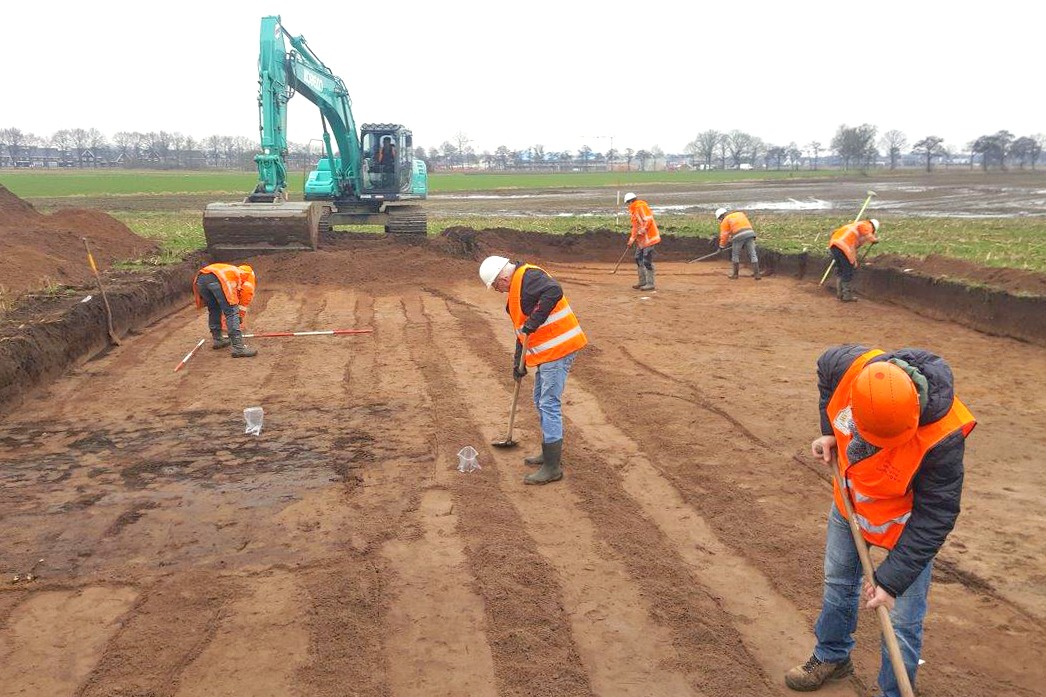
left=786, top=345, right=975, bottom=696
left=193, top=263, right=258, bottom=358
left=479, top=255, right=588, bottom=485
left=624, top=192, right=662, bottom=291
left=828, top=219, right=879, bottom=302
left=715, top=207, right=761, bottom=280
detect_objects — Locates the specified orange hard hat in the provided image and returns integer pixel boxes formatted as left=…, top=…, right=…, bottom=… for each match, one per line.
left=850, top=361, right=920, bottom=448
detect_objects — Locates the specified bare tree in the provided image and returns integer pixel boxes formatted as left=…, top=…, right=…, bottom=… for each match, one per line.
left=1009, top=136, right=1038, bottom=170
left=52, top=129, right=74, bottom=163
left=1, top=127, right=30, bottom=164
left=766, top=145, right=786, bottom=170
left=911, top=136, right=944, bottom=172
left=726, top=130, right=754, bottom=169
left=806, top=141, right=822, bottom=170
left=831, top=124, right=877, bottom=171
left=453, top=132, right=471, bottom=169
left=880, top=130, right=907, bottom=170
left=693, top=129, right=721, bottom=170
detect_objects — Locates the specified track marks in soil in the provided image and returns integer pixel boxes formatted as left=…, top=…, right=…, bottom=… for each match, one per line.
left=173, top=571, right=310, bottom=697
left=76, top=574, right=237, bottom=697
left=423, top=294, right=704, bottom=696
left=0, top=586, right=137, bottom=697
left=404, top=293, right=595, bottom=696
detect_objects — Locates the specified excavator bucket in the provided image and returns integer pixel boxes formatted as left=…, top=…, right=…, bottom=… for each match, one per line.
left=203, top=201, right=320, bottom=258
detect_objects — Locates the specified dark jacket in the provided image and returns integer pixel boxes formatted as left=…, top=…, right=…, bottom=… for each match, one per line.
left=507, top=261, right=563, bottom=366
left=817, top=344, right=966, bottom=596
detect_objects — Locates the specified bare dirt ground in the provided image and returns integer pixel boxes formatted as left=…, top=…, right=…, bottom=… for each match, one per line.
left=2, top=175, right=1046, bottom=696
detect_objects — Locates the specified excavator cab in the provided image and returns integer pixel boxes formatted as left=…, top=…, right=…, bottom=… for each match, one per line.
left=360, top=125, right=409, bottom=194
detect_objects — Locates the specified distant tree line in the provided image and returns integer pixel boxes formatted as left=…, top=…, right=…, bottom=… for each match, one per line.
left=1, top=125, right=1042, bottom=173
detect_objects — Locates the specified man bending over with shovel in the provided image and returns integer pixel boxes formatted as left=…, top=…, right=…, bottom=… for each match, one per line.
left=479, top=256, right=587, bottom=485
left=193, top=263, right=258, bottom=358
left=786, top=344, right=975, bottom=696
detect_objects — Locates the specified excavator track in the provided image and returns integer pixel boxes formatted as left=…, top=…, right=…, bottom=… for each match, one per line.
left=385, top=205, right=428, bottom=235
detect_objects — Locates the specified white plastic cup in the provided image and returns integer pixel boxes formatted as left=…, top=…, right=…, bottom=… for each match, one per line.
left=244, top=407, right=264, bottom=436
left=457, top=446, right=480, bottom=473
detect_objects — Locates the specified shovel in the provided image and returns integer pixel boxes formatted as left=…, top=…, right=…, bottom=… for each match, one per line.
left=687, top=248, right=722, bottom=264
left=830, top=454, right=916, bottom=697
left=492, top=335, right=529, bottom=448
left=82, top=237, right=121, bottom=346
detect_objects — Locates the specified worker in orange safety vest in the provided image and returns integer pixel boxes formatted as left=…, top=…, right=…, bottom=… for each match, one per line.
left=828, top=219, right=879, bottom=302
left=193, top=263, right=258, bottom=358
left=786, top=344, right=975, bottom=695
left=479, top=255, right=588, bottom=485
left=715, top=207, right=761, bottom=280
left=624, top=192, right=662, bottom=291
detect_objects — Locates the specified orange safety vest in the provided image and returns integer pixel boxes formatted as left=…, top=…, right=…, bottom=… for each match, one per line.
left=826, top=349, right=976, bottom=549
left=193, top=263, right=256, bottom=309
left=508, top=264, right=588, bottom=367
left=718, top=211, right=754, bottom=248
left=628, top=200, right=661, bottom=249
left=828, top=221, right=878, bottom=266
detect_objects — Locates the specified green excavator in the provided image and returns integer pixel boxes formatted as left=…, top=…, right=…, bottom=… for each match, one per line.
left=203, top=15, right=428, bottom=256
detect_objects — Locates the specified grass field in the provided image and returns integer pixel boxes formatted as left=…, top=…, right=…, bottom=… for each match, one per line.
left=3, top=169, right=1046, bottom=273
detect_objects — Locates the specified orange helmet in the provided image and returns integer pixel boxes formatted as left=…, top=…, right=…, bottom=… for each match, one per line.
left=850, top=361, right=920, bottom=448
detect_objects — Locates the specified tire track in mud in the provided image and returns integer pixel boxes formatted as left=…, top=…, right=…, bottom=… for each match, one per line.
left=401, top=293, right=595, bottom=697
left=428, top=291, right=779, bottom=696
left=172, top=570, right=310, bottom=697
left=75, top=573, right=240, bottom=697
left=0, top=585, right=138, bottom=697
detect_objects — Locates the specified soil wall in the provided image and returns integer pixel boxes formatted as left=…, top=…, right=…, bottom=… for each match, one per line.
left=761, top=250, right=1046, bottom=346
left=0, top=252, right=206, bottom=417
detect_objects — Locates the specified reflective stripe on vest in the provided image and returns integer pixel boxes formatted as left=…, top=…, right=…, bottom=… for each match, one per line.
left=507, top=264, right=588, bottom=367
left=826, top=349, right=977, bottom=549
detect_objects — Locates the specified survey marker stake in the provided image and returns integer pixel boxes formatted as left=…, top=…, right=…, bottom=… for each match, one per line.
left=173, top=339, right=206, bottom=372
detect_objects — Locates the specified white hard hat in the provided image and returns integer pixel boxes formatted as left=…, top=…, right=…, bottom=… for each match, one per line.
left=479, top=255, right=511, bottom=288
left=623, top=192, right=637, bottom=204
left=870, top=218, right=880, bottom=233
left=715, top=207, right=729, bottom=220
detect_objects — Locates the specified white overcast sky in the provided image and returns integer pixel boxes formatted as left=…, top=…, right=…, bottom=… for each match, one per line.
left=5, top=1, right=1042, bottom=155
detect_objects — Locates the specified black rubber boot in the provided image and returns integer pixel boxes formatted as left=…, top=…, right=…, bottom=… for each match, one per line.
left=230, top=332, right=258, bottom=358
left=211, top=330, right=231, bottom=350
left=524, top=439, right=563, bottom=485
left=840, top=280, right=857, bottom=302
left=632, top=267, right=646, bottom=290
left=753, top=262, right=762, bottom=280
left=523, top=451, right=544, bottom=467
left=728, top=262, right=739, bottom=279
left=639, top=268, right=656, bottom=291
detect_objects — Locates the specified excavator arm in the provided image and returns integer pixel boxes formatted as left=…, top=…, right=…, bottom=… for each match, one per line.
left=254, top=16, right=362, bottom=202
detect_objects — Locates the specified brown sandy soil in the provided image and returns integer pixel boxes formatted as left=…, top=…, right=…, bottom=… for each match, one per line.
left=1, top=228, right=1045, bottom=697
left=0, top=185, right=157, bottom=297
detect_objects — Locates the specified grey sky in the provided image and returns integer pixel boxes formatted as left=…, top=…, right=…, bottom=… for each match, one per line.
left=6, top=1, right=1042, bottom=155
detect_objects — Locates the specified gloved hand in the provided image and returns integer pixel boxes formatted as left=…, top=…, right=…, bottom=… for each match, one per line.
left=521, top=321, right=538, bottom=335
left=513, top=363, right=528, bottom=381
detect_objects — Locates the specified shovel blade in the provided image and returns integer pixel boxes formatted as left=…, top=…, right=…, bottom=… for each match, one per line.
left=491, top=437, right=518, bottom=448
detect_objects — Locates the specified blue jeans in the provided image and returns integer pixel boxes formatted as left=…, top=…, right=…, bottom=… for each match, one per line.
left=532, top=351, right=578, bottom=443
left=813, top=505, right=933, bottom=697
left=196, top=274, right=241, bottom=336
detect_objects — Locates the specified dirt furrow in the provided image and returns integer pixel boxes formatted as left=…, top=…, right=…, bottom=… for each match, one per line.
left=0, top=586, right=138, bottom=697
left=400, top=292, right=594, bottom=697
left=421, top=293, right=711, bottom=696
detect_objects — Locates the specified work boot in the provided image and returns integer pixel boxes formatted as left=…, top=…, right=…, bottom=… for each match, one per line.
left=752, top=261, right=762, bottom=280
left=632, top=267, right=646, bottom=290
left=840, top=280, right=857, bottom=303
left=230, top=332, right=258, bottom=358
left=211, top=330, right=231, bottom=350
left=524, top=439, right=563, bottom=485
left=639, top=268, right=656, bottom=291
left=728, top=262, right=739, bottom=279
left=523, top=451, right=544, bottom=467
left=785, top=655, right=854, bottom=691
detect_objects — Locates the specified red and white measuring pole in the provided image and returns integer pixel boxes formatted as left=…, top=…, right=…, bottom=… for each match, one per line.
left=173, top=338, right=206, bottom=372
left=173, top=329, right=372, bottom=372
left=242, top=329, right=373, bottom=338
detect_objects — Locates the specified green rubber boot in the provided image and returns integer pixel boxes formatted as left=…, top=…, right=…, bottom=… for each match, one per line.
left=524, top=439, right=563, bottom=485
left=211, top=330, right=231, bottom=350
